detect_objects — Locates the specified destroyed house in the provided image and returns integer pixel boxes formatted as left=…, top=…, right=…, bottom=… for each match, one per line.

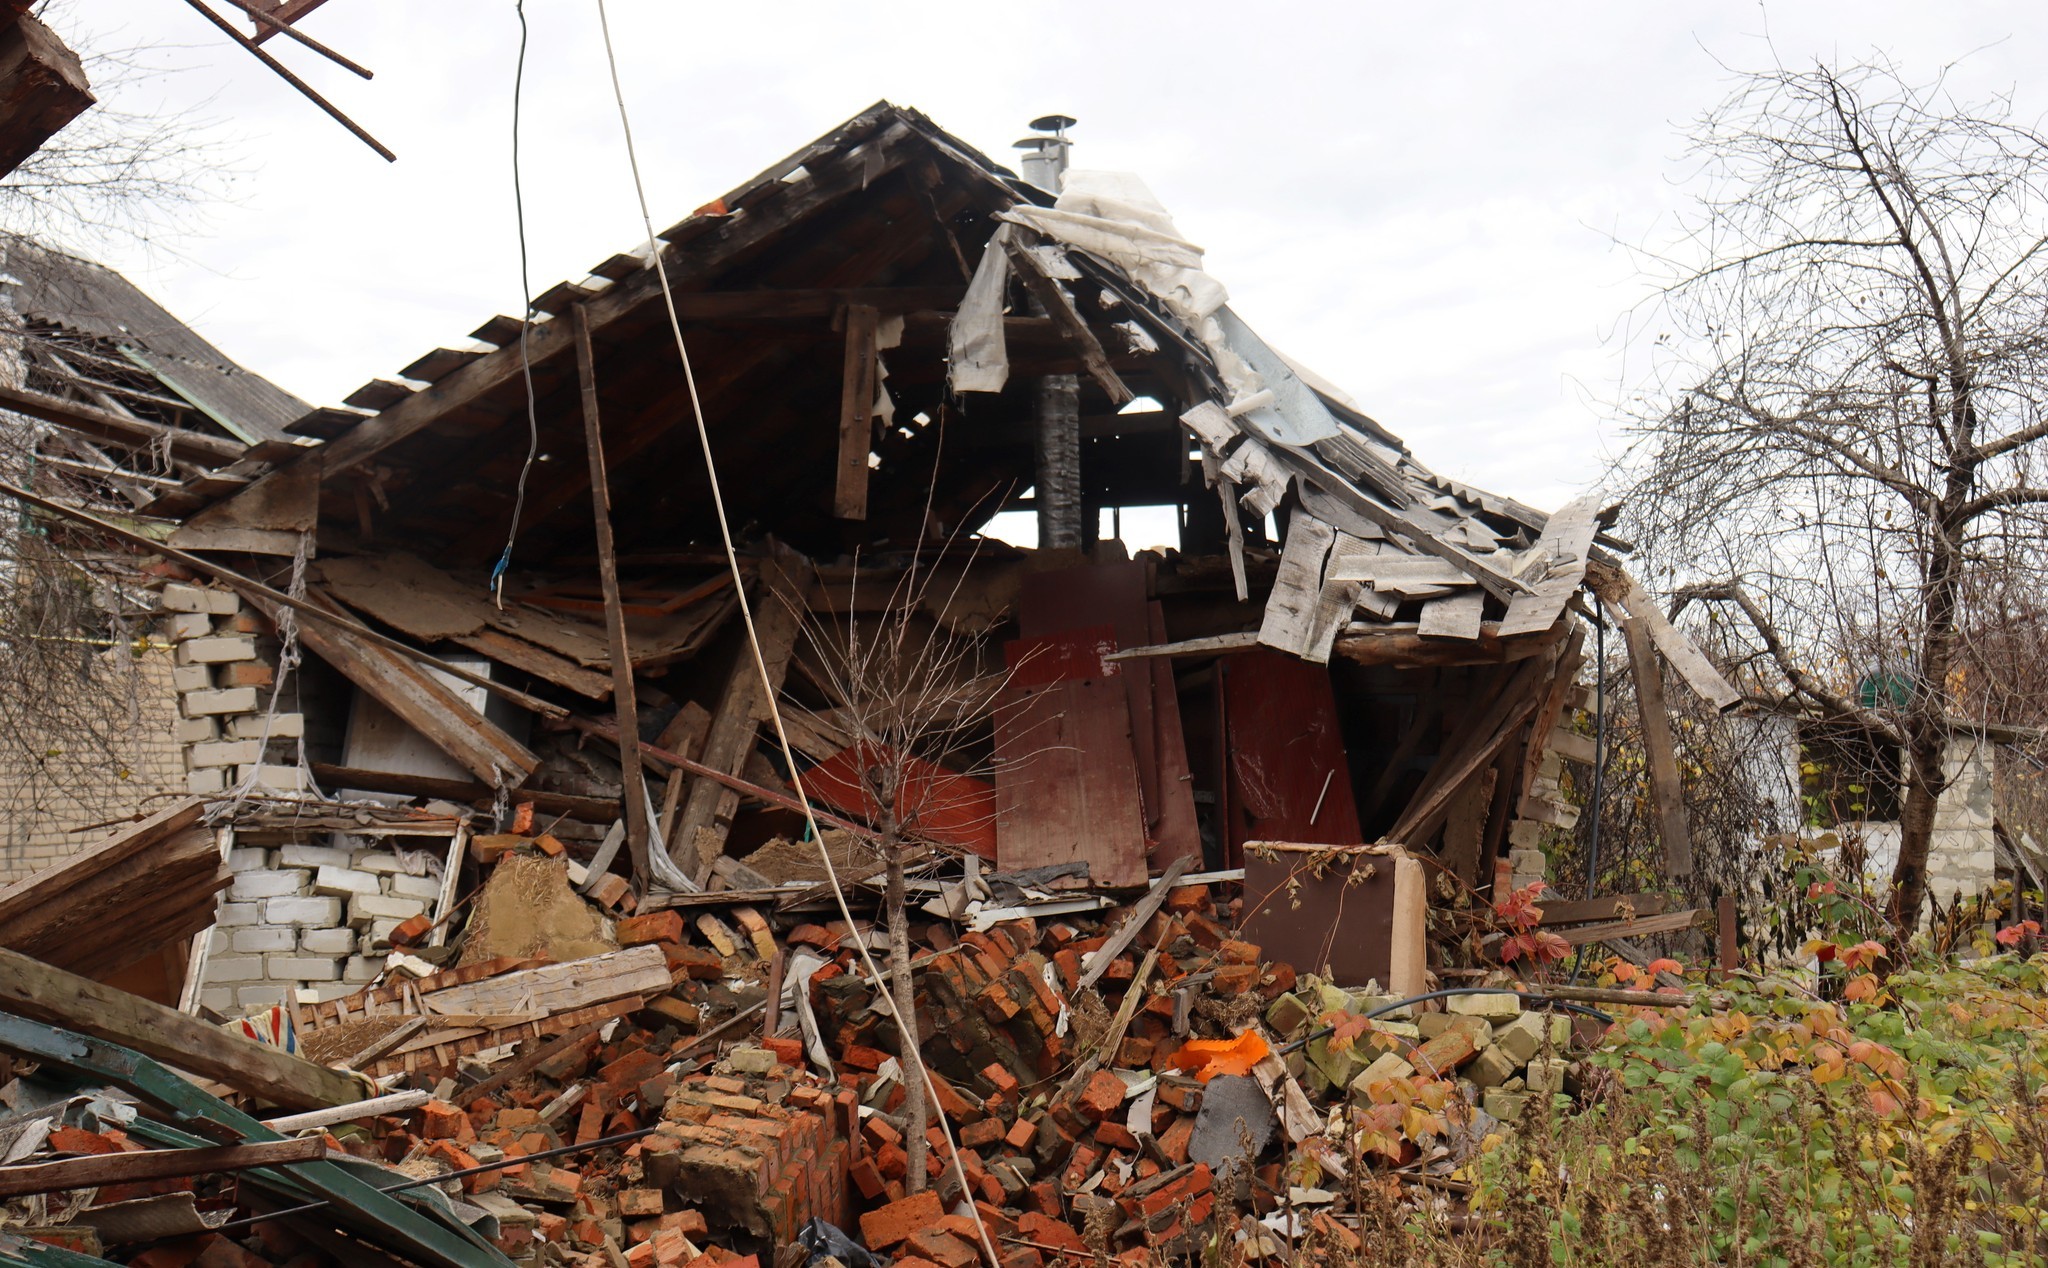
left=5, top=102, right=1734, bottom=1007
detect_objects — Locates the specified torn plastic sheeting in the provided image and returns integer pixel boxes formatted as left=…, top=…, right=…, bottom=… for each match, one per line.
left=69, top=1192, right=233, bottom=1244
left=947, top=224, right=1012, bottom=394
left=1163, top=1030, right=1270, bottom=1082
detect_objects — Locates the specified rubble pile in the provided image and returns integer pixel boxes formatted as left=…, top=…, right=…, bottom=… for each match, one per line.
left=0, top=824, right=1613, bottom=1268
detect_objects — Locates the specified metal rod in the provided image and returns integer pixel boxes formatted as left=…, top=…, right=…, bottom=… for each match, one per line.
left=209, top=1126, right=660, bottom=1234
left=211, top=0, right=374, bottom=78
left=180, top=0, right=395, bottom=161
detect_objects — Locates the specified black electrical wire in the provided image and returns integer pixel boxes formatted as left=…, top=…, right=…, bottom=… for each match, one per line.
left=491, top=0, right=543, bottom=605
left=1277, top=986, right=1613, bottom=1057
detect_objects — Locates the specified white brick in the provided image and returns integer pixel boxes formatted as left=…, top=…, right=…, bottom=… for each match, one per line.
left=343, top=955, right=384, bottom=982
left=208, top=927, right=232, bottom=953
left=199, top=988, right=237, bottom=1014
left=229, top=869, right=308, bottom=900
left=236, top=984, right=291, bottom=1008
left=230, top=712, right=304, bottom=740
left=163, top=583, right=240, bottom=615
left=235, top=764, right=308, bottom=792
left=314, top=865, right=379, bottom=898
left=188, top=739, right=263, bottom=770
left=176, top=716, right=220, bottom=744
left=233, top=926, right=297, bottom=953
left=183, top=687, right=260, bottom=717
left=352, top=852, right=408, bottom=874
left=176, top=635, right=258, bottom=665
left=172, top=663, right=214, bottom=693
left=279, top=843, right=355, bottom=869
left=206, top=955, right=266, bottom=983
left=226, top=848, right=271, bottom=872
left=187, top=768, right=227, bottom=795
left=347, top=892, right=425, bottom=924
left=164, top=611, right=212, bottom=641
left=365, top=917, right=403, bottom=945
left=385, top=872, right=442, bottom=902
left=298, top=926, right=357, bottom=955
left=214, top=901, right=263, bottom=927
left=263, top=895, right=344, bottom=926
left=266, top=955, right=342, bottom=981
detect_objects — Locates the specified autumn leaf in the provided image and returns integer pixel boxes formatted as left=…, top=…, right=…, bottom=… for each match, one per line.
left=1995, top=920, right=2040, bottom=947
left=1843, top=973, right=1881, bottom=1003
left=1646, top=957, right=1682, bottom=976
left=1839, top=940, right=1888, bottom=971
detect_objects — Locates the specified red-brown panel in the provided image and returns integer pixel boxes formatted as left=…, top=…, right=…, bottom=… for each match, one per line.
left=991, top=632, right=1149, bottom=887
left=1219, top=649, right=1363, bottom=863
left=801, top=741, right=997, bottom=859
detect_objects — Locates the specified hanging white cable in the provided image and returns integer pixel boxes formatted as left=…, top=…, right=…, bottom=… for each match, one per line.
left=587, top=6, right=998, bottom=1262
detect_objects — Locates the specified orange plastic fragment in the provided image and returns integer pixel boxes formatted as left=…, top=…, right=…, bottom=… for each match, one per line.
left=1163, top=1031, right=1270, bottom=1082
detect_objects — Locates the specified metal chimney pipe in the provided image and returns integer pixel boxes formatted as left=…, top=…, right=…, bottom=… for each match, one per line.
left=1013, top=114, right=1076, bottom=193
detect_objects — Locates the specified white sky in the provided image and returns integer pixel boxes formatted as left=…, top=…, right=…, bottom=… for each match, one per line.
left=49, top=1, right=2048, bottom=518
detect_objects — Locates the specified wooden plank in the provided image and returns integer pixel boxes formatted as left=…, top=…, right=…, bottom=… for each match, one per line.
left=1003, top=235, right=1135, bottom=407
left=0, top=1137, right=327, bottom=1198
left=1075, top=857, right=1192, bottom=994
left=259, top=588, right=538, bottom=786
left=669, top=548, right=808, bottom=872
left=992, top=632, right=1149, bottom=888
left=1257, top=512, right=1335, bottom=657
left=0, top=948, right=364, bottom=1109
left=1388, top=851, right=1428, bottom=999
left=1498, top=492, right=1601, bottom=637
left=451, top=629, right=613, bottom=701
left=834, top=303, right=880, bottom=520
left=190, top=121, right=927, bottom=524
left=307, top=764, right=615, bottom=821
left=1302, top=533, right=1373, bottom=665
left=1533, top=892, right=1669, bottom=926
left=405, top=948, right=667, bottom=1027
left=572, top=303, right=653, bottom=883
left=1547, top=908, right=1704, bottom=948
left=1620, top=599, right=1693, bottom=878
left=1102, top=630, right=1260, bottom=662
left=1587, top=561, right=1743, bottom=713
left=1293, top=470, right=1529, bottom=605
left=1326, top=556, right=1474, bottom=585
left=1419, top=591, right=1485, bottom=640
left=0, top=382, right=243, bottom=467
left=1385, top=652, right=1554, bottom=847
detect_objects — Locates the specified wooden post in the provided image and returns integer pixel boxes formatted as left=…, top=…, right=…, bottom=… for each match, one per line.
left=1716, top=893, right=1738, bottom=981
left=834, top=304, right=879, bottom=520
left=572, top=302, right=653, bottom=884
left=1619, top=606, right=1693, bottom=877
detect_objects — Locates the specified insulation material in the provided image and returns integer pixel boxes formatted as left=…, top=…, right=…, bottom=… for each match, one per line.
left=947, top=223, right=1013, bottom=394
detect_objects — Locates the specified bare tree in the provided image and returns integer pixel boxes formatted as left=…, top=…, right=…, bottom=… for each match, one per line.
left=790, top=551, right=1010, bottom=1194
left=1617, top=59, right=2048, bottom=931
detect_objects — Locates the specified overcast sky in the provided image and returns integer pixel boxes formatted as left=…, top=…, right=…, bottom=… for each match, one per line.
left=45, top=1, right=2048, bottom=517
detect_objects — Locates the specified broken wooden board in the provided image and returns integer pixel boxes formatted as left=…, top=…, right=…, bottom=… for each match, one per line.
left=1585, top=560, right=1743, bottom=713
left=0, top=800, right=224, bottom=990
left=1240, top=843, right=1402, bottom=988
left=1257, top=512, right=1335, bottom=658
left=1497, top=492, right=1601, bottom=637
left=992, top=629, right=1149, bottom=888
left=1418, top=591, right=1485, bottom=640
left=0, top=948, right=363, bottom=1110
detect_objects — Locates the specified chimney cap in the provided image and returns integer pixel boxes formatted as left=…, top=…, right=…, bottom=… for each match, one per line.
left=1028, top=114, right=1077, bottom=134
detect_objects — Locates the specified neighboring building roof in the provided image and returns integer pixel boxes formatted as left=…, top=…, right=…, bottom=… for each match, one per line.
left=0, top=233, right=309, bottom=445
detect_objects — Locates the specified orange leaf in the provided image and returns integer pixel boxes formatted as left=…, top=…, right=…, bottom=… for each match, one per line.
left=1843, top=974, right=1880, bottom=1003
left=1646, top=958, right=1682, bottom=976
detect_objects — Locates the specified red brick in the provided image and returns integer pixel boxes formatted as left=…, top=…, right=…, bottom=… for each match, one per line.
left=617, top=911, right=687, bottom=946
left=1005, top=1117, right=1039, bottom=1150
left=981, top=1063, right=1020, bottom=1096
left=857, top=1189, right=944, bottom=1250
left=906, top=1228, right=980, bottom=1268
left=1077, top=1071, right=1124, bottom=1122
left=419, top=1100, right=466, bottom=1140
left=1017, top=1212, right=1090, bottom=1254
left=618, top=1188, right=665, bottom=1217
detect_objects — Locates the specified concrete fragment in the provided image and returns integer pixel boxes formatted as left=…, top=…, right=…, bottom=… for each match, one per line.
left=1467, top=1045, right=1519, bottom=1089
left=1446, top=992, right=1522, bottom=1021
left=1526, top=1057, right=1570, bottom=1095
left=1492, top=1012, right=1548, bottom=1065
